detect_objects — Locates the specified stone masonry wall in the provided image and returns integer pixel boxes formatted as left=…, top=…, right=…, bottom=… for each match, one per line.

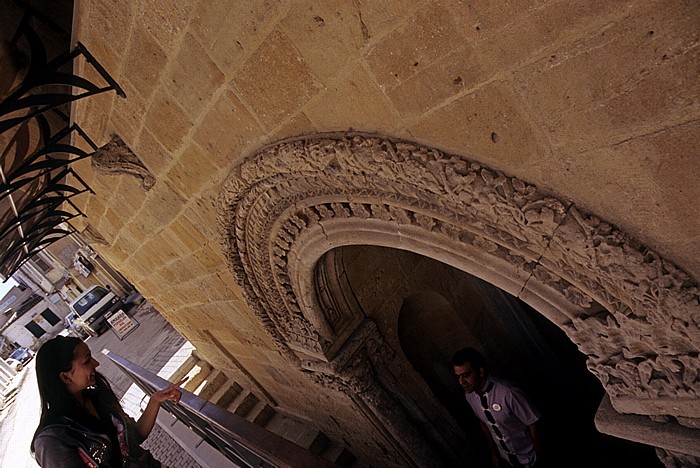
left=63, top=1, right=700, bottom=464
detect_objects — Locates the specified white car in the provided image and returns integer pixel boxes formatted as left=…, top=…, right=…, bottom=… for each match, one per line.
left=6, top=358, right=23, bottom=372
left=68, top=285, right=124, bottom=335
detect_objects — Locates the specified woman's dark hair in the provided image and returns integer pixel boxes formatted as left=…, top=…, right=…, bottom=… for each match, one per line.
left=31, top=336, right=120, bottom=453
left=452, top=347, right=486, bottom=370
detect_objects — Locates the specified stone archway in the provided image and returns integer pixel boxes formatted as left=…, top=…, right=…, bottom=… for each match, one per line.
left=217, top=133, right=700, bottom=466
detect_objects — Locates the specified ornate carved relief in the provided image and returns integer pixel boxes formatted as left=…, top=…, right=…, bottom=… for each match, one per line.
left=217, top=132, right=700, bottom=460
left=91, top=134, right=155, bottom=190
left=656, top=448, right=700, bottom=468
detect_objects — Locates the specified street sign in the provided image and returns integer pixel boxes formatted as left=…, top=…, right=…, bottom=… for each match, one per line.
left=106, top=309, right=139, bottom=340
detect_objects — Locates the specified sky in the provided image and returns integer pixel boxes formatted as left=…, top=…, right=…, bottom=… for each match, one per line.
left=0, top=277, right=19, bottom=300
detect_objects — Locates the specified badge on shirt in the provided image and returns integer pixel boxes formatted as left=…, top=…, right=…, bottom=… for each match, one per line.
left=492, top=403, right=502, bottom=412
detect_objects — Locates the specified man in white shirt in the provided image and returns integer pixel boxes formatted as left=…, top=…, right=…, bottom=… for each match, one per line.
left=453, top=347, right=542, bottom=468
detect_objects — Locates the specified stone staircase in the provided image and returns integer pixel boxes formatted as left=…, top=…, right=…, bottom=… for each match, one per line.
left=170, top=353, right=359, bottom=467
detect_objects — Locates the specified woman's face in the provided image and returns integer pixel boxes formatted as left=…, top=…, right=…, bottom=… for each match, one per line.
left=62, top=342, right=99, bottom=393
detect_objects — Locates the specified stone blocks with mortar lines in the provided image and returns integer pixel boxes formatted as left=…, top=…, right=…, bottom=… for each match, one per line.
left=165, top=33, right=225, bottom=120
left=232, top=29, right=323, bottom=131
left=193, top=88, right=265, bottom=169
left=68, top=1, right=700, bottom=464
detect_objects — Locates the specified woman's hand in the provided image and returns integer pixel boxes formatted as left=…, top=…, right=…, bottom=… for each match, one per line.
left=135, top=377, right=188, bottom=438
left=150, top=378, right=187, bottom=405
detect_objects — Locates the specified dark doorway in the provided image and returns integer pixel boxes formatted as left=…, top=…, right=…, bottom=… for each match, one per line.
left=339, top=245, right=662, bottom=468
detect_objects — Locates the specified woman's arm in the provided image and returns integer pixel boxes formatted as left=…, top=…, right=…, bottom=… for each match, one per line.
left=135, top=379, right=186, bottom=439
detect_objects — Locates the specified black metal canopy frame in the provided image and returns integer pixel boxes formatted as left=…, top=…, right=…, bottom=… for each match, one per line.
left=0, top=0, right=125, bottom=278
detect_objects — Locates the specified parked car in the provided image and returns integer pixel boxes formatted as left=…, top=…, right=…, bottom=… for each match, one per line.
left=6, top=358, right=23, bottom=372
left=9, top=346, right=33, bottom=365
left=69, top=285, right=124, bottom=335
left=6, top=347, right=33, bottom=371
left=65, top=312, right=91, bottom=339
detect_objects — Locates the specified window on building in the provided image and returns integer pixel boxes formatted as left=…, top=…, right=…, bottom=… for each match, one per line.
left=40, top=308, right=60, bottom=326
left=33, top=257, right=52, bottom=272
left=25, top=321, right=45, bottom=339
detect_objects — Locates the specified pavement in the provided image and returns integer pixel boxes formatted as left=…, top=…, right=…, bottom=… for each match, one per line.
left=0, top=301, right=192, bottom=467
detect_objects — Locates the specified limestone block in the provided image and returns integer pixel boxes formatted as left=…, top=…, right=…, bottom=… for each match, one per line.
left=166, top=143, right=220, bottom=199
left=305, top=64, right=398, bottom=132
left=109, top=80, right=146, bottom=145
left=281, top=0, right=366, bottom=84
left=470, top=0, right=628, bottom=73
left=178, top=280, right=209, bottom=305
left=144, top=90, right=193, bottom=152
left=135, top=0, right=193, bottom=51
left=123, top=220, right=150, bottom=246
left=112, top=227, right=140, bottom=256
left=183, top=190, right=219, bottom=240
left=192, top=89, right=264, bottom=169
left=85, top=0, right=134, bottom=57
left=123, top=24, right=168, bottom=101
left=233, top=29, right=323, bottom=130
left=351, top=0, right=423, bottom=41
left=171, top=217, right=208, bottom=252
left=133, top=129, right=174, bottom=176
left=110, top=195, right=135, bottom=225
left=165, top=34, right=225, bottom=120
left=142, top=180, right=186, bottom=227
left=407, top=80, right=547, bottom=171
left=193, top=244, right=223, bottom=270
left=513, top=1, right=700, bottom=152
left=365, top=2, right=468, bottom=93
left=271, top=112, right=317, bottom=141
left=86, top=195, right=107, bottom=219
left=117, top=180, right=148, bottom=214
left=189, top=0, right=286, bottom=74
left=385, top=44, right=487, bottom=116
left=182, top=254, right=210, bottom=280
left=81, top=27, right=122, bottom=84
left=541, top=119, right=700, bottom=279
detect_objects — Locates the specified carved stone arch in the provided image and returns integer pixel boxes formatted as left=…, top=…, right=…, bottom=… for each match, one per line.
left=217, top=133, right=700, bottom=465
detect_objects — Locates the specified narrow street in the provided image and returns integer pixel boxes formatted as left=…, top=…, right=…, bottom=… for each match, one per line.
left=0, top=359, right=39, bottom=468
left=0, top=302, right=192, bottom=467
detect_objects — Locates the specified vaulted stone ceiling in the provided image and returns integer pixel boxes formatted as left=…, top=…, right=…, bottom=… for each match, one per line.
left=32, top=1, right=700, bottom=465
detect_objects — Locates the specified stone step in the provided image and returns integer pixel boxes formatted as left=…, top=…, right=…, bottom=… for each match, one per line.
left=210, top=380, right=243, bottom=408
left=183, top=360, right=212, bottom=394
left=168, top=354, right=198, bottom=384
left=322, top=439, right=357, bottom=468
left=196, top=369, right=228, bottom=401
left=227, top=389, right=259, bottom=417
left=262, top=412, right=328, bottom=454
left=246, top=400, right=275, bottom=426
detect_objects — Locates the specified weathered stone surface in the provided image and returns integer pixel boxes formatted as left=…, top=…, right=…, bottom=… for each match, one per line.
left=304, top=65, right=399, bottom=132
left=122, top=23, right=168, bottom=101
left=280, top=0, right=366, bottom=84
left=166, top=143, right=220, bottom=199
left=67, top=1, right=700, bottom=463
left=232, top=29, right=323, bottom=130
left=165, top=34, right=224, bottom=120
left=193, top=89, right=264, bottom=169
left=144, top=90, right=193, bottom=152
left=407, top=80, right=549, bottom=171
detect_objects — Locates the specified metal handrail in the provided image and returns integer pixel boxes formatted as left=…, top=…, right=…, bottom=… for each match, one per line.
left=102, top=349, right=338, bottom=468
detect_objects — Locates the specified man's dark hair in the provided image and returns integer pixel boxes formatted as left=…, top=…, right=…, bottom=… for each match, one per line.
left=452, top=347, right=486, bottom=370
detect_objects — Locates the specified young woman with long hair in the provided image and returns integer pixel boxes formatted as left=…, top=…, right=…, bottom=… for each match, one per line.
left=31, top=336, right=184, bottom=467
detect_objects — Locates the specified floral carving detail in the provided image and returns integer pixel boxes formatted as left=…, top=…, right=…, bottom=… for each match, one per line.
left=217, top=132, right=700, bottom=408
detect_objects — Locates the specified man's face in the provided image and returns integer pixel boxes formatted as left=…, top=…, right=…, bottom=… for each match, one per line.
left=454, top=362, right=485, bottom=394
